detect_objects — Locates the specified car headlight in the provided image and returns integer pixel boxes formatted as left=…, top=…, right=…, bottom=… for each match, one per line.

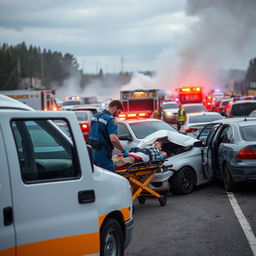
left=166, top=112, right=173, bottom=116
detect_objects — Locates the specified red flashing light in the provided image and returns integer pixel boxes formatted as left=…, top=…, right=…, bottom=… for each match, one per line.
left=138, top=112, right=146, bottom=117
left=80, top=123, right=89, bottom=131
left=237, top=147, right=256, bottom=160
left=185, top=128, right=198, bottom=133
left=127, top=113, right=137, bottom=117
left=119, top=114, right=126, bottom=118
left=181, top=88, right=191, bottom=92
left=44, top=108, right=48, bottom=111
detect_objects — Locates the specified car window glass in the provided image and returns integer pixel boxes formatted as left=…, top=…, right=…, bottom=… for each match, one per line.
left=240, top=125, right=256, bottom=141
left=117, top=123, right=130, bottom=136
left=189, top=114, right=222, bottom=123
left=75, top=111, right=89, bottom=121
left=219, top=126, right=233, bottom=143
left=198, top=123, right=219, bottom=141
left=162, top=103, right=178, bottom=109
left=11, top=119, right=81, bottom=183
left=183, top=105, right=206, bottom=113
left=231, top=103, right=256, bottom=116
left=130, top=121, right=176, bottom=139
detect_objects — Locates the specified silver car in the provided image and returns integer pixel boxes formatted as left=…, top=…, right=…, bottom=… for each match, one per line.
left=161, top=101, right=179, bottom=123
left=116, top=118, right=211, bottom=194
left=180, top=112, right=223, bottom=137
left=195, top=118, right=256, bottom=192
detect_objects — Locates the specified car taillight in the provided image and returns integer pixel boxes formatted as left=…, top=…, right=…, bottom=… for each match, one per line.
left=80, top=123, right=89, bottom=131
left=237, top=147, right=256, bottom=160
left=185, top=128, right=198, bottom=133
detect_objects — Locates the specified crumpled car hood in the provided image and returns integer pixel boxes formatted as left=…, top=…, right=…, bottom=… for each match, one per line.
left=137, top=130, right=199, bottom=148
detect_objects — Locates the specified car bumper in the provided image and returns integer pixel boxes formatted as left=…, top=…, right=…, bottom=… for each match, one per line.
left=124, top=217, right=134, bottom=249
left=231, top=166, right=256, bottom=182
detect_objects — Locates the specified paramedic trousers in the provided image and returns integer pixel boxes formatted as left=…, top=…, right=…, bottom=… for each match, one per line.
left=93, top=147, right=115, bottom=172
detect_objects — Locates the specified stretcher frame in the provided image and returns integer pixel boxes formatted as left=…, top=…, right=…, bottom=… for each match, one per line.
left=115, top=160, right=171, bottom=206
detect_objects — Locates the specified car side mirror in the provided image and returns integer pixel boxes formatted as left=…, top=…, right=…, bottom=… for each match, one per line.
left=118, top=134, right=132, bottom=141
left=193, top=141, right=205, bottom=147
left=86, top=144, right=94, bottom=172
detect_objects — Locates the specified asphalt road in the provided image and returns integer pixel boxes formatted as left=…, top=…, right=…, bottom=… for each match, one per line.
left=125, top=182, right=256, bottom=256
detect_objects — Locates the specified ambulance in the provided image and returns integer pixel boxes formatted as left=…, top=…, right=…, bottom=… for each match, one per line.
left=0, top=96, right=133, bottom=256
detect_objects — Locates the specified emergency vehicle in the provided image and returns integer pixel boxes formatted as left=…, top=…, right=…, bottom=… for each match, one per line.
left=120, top=89, right=165, bottom=118
left=0, top=89, right=57, bottom=111
left=176, top=86, right=204, bottom=104
left=0, top=98, right=133, bottom=256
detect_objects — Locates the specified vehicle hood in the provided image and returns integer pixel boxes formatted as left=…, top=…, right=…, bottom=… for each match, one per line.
left=137, top=130, right=199, bottom=148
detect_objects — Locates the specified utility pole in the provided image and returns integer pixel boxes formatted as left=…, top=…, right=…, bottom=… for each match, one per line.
left=41, top=53, right=44, bottom=86
left=17, top=56, right=21, bottom=88
left=120, top=56, right=124, bottom=74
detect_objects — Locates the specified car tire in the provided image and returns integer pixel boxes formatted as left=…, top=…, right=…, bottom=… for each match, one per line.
left=171, top=167, right=196, bottom=195
left=222, top=164, right=237, bottom=192
left=100, top=218, right=124, bottom=256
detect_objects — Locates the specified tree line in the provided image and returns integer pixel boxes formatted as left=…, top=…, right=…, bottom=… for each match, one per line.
left=0, top=42, right=81, bottom=90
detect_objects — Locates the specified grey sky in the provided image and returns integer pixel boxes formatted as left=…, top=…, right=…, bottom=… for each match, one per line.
left=0, top=0, right=255, bottom=75
left=0, top=0, right=192, bottom=73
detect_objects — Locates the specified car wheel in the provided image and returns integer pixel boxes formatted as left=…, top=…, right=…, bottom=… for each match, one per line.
left=100, top=218, right=124, bottom=256
left=171, top=167, right=196, bottom=195
left=223, top=164, right=237, bottom=192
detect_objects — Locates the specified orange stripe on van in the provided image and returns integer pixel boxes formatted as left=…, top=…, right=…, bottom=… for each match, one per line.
left=0, top=247, right=15, bottom=256
left=98, top=207, right=131, bottom=228
left=0, top=232, right=100, bottom=256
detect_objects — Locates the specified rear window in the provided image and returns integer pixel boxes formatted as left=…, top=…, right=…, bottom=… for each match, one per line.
left=189, top=114, right=222, bottom=123
left=240, top=125, right=256, bottom=141
left=62, top=101, right=80, bottom=106
left=183, top=105, right=206, bottom=113
left=231, top=103, right=256, bottom=116
left=74, top=111, right=89, bottom=121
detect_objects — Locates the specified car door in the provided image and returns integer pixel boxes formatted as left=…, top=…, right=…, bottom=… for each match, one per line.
left=2, top=112, right=99, bottom=255
left=0, top=128, right=15, bottom=255
left=198, top=123, right=221, bottom=179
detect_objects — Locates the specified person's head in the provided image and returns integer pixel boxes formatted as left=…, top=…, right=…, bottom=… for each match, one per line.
left=152, top=139, right=163, bottom=150
left=108, top=100, right=124, bottom=117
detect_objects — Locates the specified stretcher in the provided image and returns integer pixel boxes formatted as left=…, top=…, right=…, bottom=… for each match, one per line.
left=115, top=159, right=172, bottom=206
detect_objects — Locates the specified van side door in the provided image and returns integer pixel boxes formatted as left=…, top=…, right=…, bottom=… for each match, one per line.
left=2, top=112, right=100, bottom=255
left=0, top=127, right=15, bottom=255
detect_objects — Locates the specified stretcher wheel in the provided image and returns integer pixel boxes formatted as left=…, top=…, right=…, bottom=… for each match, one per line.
left=159, top=196, right=167, bottom=206
left=138, top=196, right=146, bottom=204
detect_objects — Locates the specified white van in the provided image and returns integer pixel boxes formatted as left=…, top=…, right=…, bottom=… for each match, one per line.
left=0, top=105, right=133, bottom=255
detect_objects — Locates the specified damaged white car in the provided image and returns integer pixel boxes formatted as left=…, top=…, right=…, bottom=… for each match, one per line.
left=122, top=129, right=212, bottom=195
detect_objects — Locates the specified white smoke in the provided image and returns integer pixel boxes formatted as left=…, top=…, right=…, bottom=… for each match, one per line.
left=123, top=0, right=256, bottom=94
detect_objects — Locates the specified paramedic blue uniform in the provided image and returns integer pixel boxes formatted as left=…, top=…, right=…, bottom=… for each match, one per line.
left=89, top=109, right=117, bottom=172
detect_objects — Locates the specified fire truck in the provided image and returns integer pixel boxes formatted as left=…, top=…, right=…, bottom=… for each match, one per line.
left=0, top=89, right=57, bottom=111
left=176, top=86, right=204, bottom=104
left=120, top=89, right=165, bottom=118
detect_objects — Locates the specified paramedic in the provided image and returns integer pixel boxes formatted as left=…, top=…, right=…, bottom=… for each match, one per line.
left=88, top=100, right=129, bottom=172
left=177, top=104, right=186, bottom=131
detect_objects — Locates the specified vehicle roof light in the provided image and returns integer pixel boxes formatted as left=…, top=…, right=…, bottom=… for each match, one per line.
left=138, top=112, right=146, bottom=117
left=119, top=114, right=126, bottom=118
left=127, top=113, right=137, bottom=117
left=181, top=88, right=191, bottom=92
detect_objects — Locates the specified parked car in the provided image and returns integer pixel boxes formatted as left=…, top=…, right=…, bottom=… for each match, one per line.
left=196, top=118, right=256, bottom=191
left=180, top=112, right=223, bottom=137
left=69, top=104, right=99, bottom=115
left=182, top=103, right=207, bottom=115
left=116, top=119, right=211, bottom=194
left=0, top=99, right=133, bottom=255
left=68, top=110, right=93, bottom=142
left=224, top=100, right=256, bottom=118
left=215, top=98, right=232, bottom=115
left=161, top=101, right=179, bottom=123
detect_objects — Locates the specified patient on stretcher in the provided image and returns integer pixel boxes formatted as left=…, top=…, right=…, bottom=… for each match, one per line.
left=113, top=139, right=167, bottom=169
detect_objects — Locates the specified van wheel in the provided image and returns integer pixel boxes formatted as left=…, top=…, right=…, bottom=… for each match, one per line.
left=223, top=164, right=237, bottom=192
left=100, top=218, right=124, bottom=256
left=171, top=167, right=196, bottom=195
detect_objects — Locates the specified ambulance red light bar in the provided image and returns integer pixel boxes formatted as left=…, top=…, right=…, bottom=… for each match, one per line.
left=181, top=88, right=191, bottom=92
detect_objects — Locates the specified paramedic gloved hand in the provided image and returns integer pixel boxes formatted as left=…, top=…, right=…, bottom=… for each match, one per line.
left=122, top=149, right=129, bottom=158
left=156, top=155, right=164, bottom=160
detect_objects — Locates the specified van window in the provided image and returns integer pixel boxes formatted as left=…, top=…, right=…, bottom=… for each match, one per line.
left=11, top=119, right=81, bottom=183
